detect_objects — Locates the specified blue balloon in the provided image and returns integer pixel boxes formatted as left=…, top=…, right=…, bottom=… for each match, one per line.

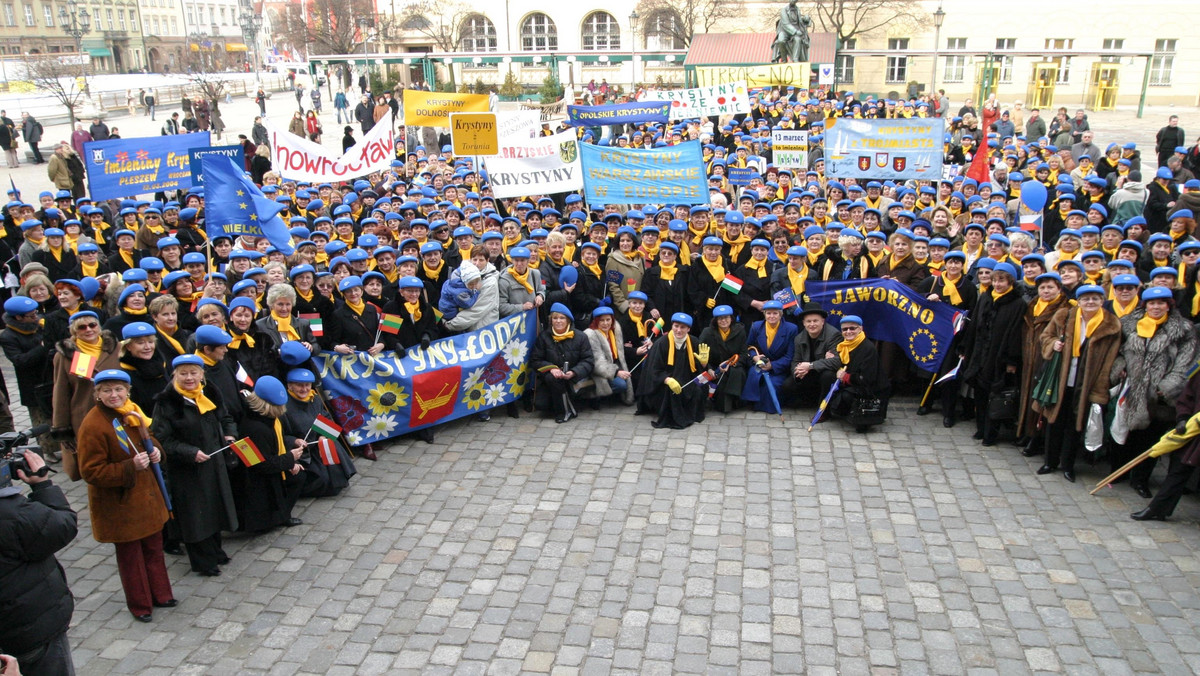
left=1020, top=179, right=1048, bottom=213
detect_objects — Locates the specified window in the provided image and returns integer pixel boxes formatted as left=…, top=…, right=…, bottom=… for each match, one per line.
left=995, top=38, right=1014, bottom=83
left=105, top=8, right=112, bottom=29
left=42, top=4, right=52, bottom=26
left=459, top=14, right=497, bottom=52
left=886, top=38, right=908, bottom=83
left=1151, top=38, right=1175, bottom=86
left=644, top=10, right=683, bottom=50
left=118, top=8, right=125, bottom=29
left=943, top=37, right=965, bottom=83
left=1044, top=38, right=1073, bottom=84
left=22, top=3, right=33, bottom=26
left=185, top=7, right=192, bottom=25
left=520, top=13, right=556, bottom=51
left=219, top=7, right=225, bottom=24
left=3, top=3, right=13, bottom=27
left=835, top=37, right=855, bottom=82
left=581, top=11, right=619, bottom=51
left=151, top=16, right=159, bottom=33
left=1101, top=38, right=1123, bottom=63
left=170, top=16, right=176, bottom=34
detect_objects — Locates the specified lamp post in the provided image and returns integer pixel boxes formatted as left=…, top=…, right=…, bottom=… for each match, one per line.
left=930, top=4, right=945, bottom=97
left=238, top=11, right=263, bottom=84
left=58, top=0, right=92, bottom=61
left=629, top=10, right=638, bottom=96
left=357, top=17, right=371, bottom=89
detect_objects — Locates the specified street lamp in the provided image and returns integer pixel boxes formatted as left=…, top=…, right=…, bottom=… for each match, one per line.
left=238, top=11, right=263, bottom=83
left=58, top=0, right=91, bottom=58
left=357, top=17, right=372, bottom=87
left=629, top=11, right=638, bottom=95
left=930, top=4, right=945, bottom=97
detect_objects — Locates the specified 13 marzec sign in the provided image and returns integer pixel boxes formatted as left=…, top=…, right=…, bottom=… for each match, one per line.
left=771, top=129, right=809, bottom=171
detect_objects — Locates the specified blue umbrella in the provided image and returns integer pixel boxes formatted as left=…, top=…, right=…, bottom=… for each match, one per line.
left=749, top=347, right=785, bottom=423
left=808, top=380, right=840, bottom=431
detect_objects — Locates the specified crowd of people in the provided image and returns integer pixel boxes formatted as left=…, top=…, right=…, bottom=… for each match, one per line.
left=2, top=80, right=1200, bottom=674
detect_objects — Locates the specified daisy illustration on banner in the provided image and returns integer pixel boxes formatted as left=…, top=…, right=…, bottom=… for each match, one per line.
left=484, top=383, right=506, bottom=407
left=364, top=414, right=399, bottom=439
left=462, top=366, right=486, bottom=392
left=367, top=381, right=409, bottom=415
left=501, top=338, right=529, bottom=368
left=345, top=430, right=364, bottom=447
left=462, top=382, right=488, bottom=410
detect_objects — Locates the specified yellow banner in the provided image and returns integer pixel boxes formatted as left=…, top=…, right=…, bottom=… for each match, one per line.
left=403, top=91, right=490, bottom=127
left=694, top=63, right=811, bottom=89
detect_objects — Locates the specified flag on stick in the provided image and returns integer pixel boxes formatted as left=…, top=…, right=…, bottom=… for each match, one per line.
left=934, top=357, right=963, bottom=386
left=299, top=313, right=323, bottom=337
left=230, top=437, right=265, bottom=467
left=719, top=274, right=744, bottom=295
left=317, top=438, right=339, bottom=465
left=235, top=362, right=255, bottom=387
left=379, top=313, right=404, bottom=334
left=311, top=414, right=342, bottom=440
left=70, top=351, right=97, bottom=379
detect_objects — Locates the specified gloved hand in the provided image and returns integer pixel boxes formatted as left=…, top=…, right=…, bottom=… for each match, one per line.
left=839, top=371, right=852, bottom=384
left=665, top=377, right=682, bottom=394
left=420, top=335, right=431, bottom=350
left=705, top=298, right=716, bottom=309
left=1176, top=420, right=1189, bottom=435
left=697, top=343, right=710, bottom=366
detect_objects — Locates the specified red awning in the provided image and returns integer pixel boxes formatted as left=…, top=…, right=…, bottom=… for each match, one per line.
left=684, top=32, right=836, bottom=67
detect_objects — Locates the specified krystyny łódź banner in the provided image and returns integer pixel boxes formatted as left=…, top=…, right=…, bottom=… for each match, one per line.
left=580, top=140, right=708, bottom=205
left=314, top=310, right=536, bottom=443
left=566, top=101, right=671, bottom=127
left=189, top=144, right=246, bottom=185
left=83, top=132, right=212, bottom=200
left=262, top=116, right=396, bottom=183
left=641, top=81, right=751, bottom=120
left=805, top=279, right=964, bottom=372
left=823, top=118, right=945, bottom=180
left=483, top=130, right=582, bottom=199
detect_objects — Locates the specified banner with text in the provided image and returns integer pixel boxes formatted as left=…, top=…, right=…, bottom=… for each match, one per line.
left=580, top=140, right=708, bottom=205
left=824, top=118, right=945, bottom=180
left=566, top=101, right=671, bottom=127
left=84, top=133, right=211, bottom=200
left=771, top=129, right=809, bottom=170
left=189, top=144, right=246, bottom=185
left=403, top=90, right=489, bottom=127
left=484, top=130, right=583, bottom=199
left=693, top=63, right=811, bottom=89
left=263, top=117, right=397, bottom=183
left=806, top=279, right=964, bottom=372
left=642, top=82, right=750, bottom=120
left=314, top=310, right=536, bottom=442
left=497, top=110, right=542, bottom=140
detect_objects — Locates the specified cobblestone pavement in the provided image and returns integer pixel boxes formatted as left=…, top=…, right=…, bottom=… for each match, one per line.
left=6, top=343, right=1199, bottom=675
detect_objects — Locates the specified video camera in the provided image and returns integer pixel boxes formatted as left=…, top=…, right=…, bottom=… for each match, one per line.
left=0, top=425, right=50, bottom=489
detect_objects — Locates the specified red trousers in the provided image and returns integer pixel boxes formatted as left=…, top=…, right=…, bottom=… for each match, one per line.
left=114, top=531, right=173, bottom=615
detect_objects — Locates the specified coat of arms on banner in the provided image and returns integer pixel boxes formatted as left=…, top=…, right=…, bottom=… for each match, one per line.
left=857, top=156, right=871, bottom=171
left=893, top=156, right=907, bottom=172
left=559, top=139, right=578, bottom=163
left=875, top=152, right=889, bottom=168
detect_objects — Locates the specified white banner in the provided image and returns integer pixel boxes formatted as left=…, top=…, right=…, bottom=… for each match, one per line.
left=641, top=81, right=750, bottom=121
left=771, top=129, right=809, bottom=170
left=484, top=130, right=582, bottom=199
left=263, top=116, right=397, bottom=183
left=497, top=110, right=541, bottom=142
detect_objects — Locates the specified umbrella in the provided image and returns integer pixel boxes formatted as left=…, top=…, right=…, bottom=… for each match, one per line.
left=1090, top=410, right=1200, bottom=494
left=808, top=379, right=840, bottom=431
left=1032, top=349, right=1062, bottom=408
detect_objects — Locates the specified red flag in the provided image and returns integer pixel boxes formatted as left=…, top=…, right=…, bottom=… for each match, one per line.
left=964, top=135, right=990, bottom=185
left=409, top=366, right=461, bottom=428
left=317, top=438, right=339, bottom=465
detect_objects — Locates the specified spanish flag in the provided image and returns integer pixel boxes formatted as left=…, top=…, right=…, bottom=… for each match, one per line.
left=230, top=437, right=265, bottom=467
left=70, top=351, right=97, bottom=379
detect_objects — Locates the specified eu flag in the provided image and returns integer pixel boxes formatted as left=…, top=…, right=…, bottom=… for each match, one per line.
left=201, top=155, right=295, bottom=255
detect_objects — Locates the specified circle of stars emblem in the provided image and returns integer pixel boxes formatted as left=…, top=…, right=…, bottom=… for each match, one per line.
left=908, top=328, right=940, bottom=365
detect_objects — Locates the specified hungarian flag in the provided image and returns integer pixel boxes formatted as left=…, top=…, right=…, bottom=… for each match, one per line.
left=230, top=437, right=265, bottom=467
left=719, top=274, right=744, bottom=295
left=310, top=414, right=342, bottom=440
left=70, top=351, right=97, bottom=379
left=379, top=313, right=404, bottom=334
left=317, top=438, right=339, bottom=465
left=299, top=313, right=323, bottom=337
left=235, top=362, right=255, bottom=387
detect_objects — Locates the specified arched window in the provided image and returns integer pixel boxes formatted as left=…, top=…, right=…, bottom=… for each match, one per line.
left=581, top=11, right=619, bottom=51
left=520, top=13, right=557, bottom=52
left=459, top=14, right=497, bottom=52
left=644, top=10, right=684, bottom=50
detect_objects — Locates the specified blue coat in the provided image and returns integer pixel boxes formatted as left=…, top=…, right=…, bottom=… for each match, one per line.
left=741, top=319, right=798, bottom=412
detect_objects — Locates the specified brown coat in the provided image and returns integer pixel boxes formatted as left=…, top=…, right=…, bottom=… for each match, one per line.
left=874, top=254, right=930, bottom=289
left=51, top=332, right=122, bottom=439
left=1016, top=296, right=1069, bottom=436
left=1033, top=307, right=1121, bottom=429
left=77, top=405, right=168, bottom=543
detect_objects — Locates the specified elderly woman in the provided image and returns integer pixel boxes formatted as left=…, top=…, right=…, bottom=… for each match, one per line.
left=814, top=314, right=891, bottom=432
left=233, top=376, right=305, bottom=533
left=118, top=321, right=168, bottom=414
left=218, top=296, right=275, bottom=382
left=282, top=368, right=358, bottom=486
left=697, top=305, right=749, bottom=413
left=1015, top=272, right=1070, bottom=453
left=646, top=312, right=708, bottom=430
left=530, top=303, right=595, bottom=424
left=148, top=295, right=191, bottom=364
left=151, top=354, right=238, bottom=576
left=255, top=283, right=318, bottom=358
left=584, top=307, right=634, bottom=408
left=742, top=300, right=798, bottom=414
left=195, top=298, right=228, bottom=330
left=961, top=262, right=1028, bottom=446
left=31, top=227, right=77, bottom=282
left=77, top=368, right=173, bottom=622
left=52, top=310, right=121, bottom=479
left=1109, top=285, right=1199, bottom=497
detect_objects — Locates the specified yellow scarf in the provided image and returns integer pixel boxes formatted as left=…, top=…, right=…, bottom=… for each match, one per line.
left=836, top=330, right=865, bottom=364
left=119, top=248, right=136, bottom=269
left=113, top=399, right=153, bottom=429
left=272, top=417, right=289, bottom=481
left=658, top=260, right=678, bottom=281
left=75, top=336, right=103, bottom=359
left=764, top=320, right=779, bottom=348
left=422, top=261, right=444, bottom=279
left=1113, top=297, right=1138, bottom=318
left=80, top=260, right=98, bottom=278
left=123, top=305, right=148, bottom=316
left=667, top=335, right=696, bottom=371
left=1032, top=295, right=1059, bottom=317
left=604, top=329, right=619, bottom=360
left=174, top=382, right=216, bottom=414
left=195, top=349, right=219, bottom=367
left=1136, top=312, right=1168, bottom=339
left=719, top=327, right=730, bottom=341
left=273, top=311, right=301, bottom=341
left=552, top=327, right=575, bottom=342
left=296, top=287, right=314, bottom=303
left=702, top=256, right=725, bottom=284
left=991, top=286, right=1011, bottom=301
left=508, top=267, right=534, bottom=294
left=888, top=253, right=910, bottom=271
left=405, top=301, right=422, bottom=323
left=744, top=257, right=768, bottom=279
left=156, top=326, right=185, bottom=355
left=229, top=330, right=255, bottom=349
left=628, top=310, right=646, bottom=338
left=582, top=261, right=602, bottom=279
left=787, top=264, right=808, bottom=296
left=941, top=273, right=963, bottom=305
left=345, top=298, right=366, bottom=316
left=291, top=389, right=315, bottom=402
left=1072, top=309, right=1104, bottom=357
left=48, top=244, right=63, bottom=262
left=563, top=243, right=576, bottom=262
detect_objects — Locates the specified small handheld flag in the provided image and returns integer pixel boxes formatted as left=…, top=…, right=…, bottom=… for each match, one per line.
left=230, top=437, right=265, bottom=467
left=299, top=313, right=323, bottom=337
left=311, top=414, right=342, bottom=440
left=379, top=313, right=404, bottom=335
left=432, top=307, right=445, bottom=323
left=317, top=438, right=339, bottom=465
left=934, top=357, right=963, bottom=386
left=70, top=351, right=97, bottom=379
left=235, top=362, right=255, bottom=387
left=719, top=274, right=744, bottom=295
left=772, top=287, right=799, bottom=311
left=645, top=318, right=665, bottom=338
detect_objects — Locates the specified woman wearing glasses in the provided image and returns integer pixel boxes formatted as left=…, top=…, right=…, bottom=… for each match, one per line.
left=817, top=314, right=890, bottom=431
left=51, top=310, right=121, bottom=479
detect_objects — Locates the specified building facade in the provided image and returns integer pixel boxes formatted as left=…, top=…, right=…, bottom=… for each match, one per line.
left=138, top=0, right=186, bottom=72
left=181, top=0, right=250, bottom=70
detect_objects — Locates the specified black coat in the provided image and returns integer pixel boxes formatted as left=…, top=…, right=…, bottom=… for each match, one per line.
left=731, top=262, right=777, bottom=328
left=119, top=352, right=168, bottom=415
left=686, top=259, right=732, bottom=328
left=0, top=317, right=52, bottom=409
left=0, top=482, right=77, bottom=656
left=381, top=296, right=439, bottom=351
left=641, top=265, right=687, bottom=322
left=325, top=302, right=380, bottom=351
left=962, top=289, right=1027, bottom=390
left=232, top=411, right=303, bottom=532
left=227, top=325, right=280, bottom=383
left=31, top=248, right=78, bottom=282
left=151, top=383, right=239, bottom=542
left=530, top=330, right=595, bottom=384
left=282, top=395, right=356, bottom=498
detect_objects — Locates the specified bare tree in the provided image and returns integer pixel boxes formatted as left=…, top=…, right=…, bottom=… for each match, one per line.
left=395, top=1, right=475, bottom=52
left=183, top=51, right=232, bottom=139
left=804, top=0, right=925, bottom=42
left=22, top=55, right=89, bottom=125
left=277, top=0, right=375, bottom=87
left=634, top=0, right=739, bottom=49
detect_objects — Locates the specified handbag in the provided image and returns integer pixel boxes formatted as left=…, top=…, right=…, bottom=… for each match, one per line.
left=987, top=385, right=1020, bottom=421
left=848, top=396, right=886, bottom=427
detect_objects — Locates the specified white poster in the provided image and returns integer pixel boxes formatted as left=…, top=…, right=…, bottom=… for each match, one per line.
left=641, top=81, right=751, bottom=120
left=262, top=116, right=397, bottom=183
left=485, top=130, right=582, bottom=199
left=771, top=129, right=809, bottom=170
left=496, top=110, right=541, bottom=141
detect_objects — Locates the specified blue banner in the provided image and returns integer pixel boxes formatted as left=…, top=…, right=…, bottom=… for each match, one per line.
left=727, top=166, right=757, bottom=186
left=824, top=118, right=944, bottom=180
left=83, top=133, right=212, bottom=200
left=805, top=279, right=964, bottom=372
left=566, top=101, right=671, bottom=127
left=314, top=310, right=537, bottom=443
left=580, top=140, right=708, bottom=205
left=189, top=144, right=246, bottom=186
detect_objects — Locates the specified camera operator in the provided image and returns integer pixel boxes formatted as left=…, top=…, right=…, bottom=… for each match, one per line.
left=0, top=451, right=78, bottom=676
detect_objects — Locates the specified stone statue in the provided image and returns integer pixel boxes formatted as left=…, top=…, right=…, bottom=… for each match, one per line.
left=772, top=0, right=812, bottom=63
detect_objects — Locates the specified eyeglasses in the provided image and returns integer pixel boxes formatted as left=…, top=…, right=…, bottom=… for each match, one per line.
left=76, top=322, right=99, bottom=330
left=841, top=326, right=860, bottom=333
